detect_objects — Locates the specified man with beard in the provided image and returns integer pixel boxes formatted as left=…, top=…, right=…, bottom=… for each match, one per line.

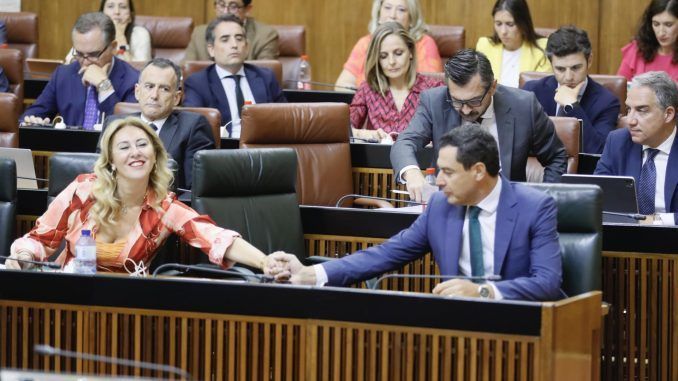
left=390, top=49, right=567, bottom=202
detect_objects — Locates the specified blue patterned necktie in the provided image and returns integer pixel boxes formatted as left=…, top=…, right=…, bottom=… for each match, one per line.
left=638, top=148, right=660, bottom=215
left=468, top=206, right=484, bottom=279
left=82, top=85, right=98, bottom=130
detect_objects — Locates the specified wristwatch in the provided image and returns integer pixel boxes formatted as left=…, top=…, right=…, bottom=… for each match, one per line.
left=563, top=101, right=579, bottom=113
left=97, top=79, right=112, bottom=92
left=478, top=284, right=491, bottom=299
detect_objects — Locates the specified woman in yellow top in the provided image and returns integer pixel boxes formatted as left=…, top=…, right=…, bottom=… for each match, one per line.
left=476, top=0, right=551, bottom=88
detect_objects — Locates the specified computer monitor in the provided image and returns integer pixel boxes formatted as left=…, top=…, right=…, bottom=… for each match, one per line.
left=561, top=174, right=638, bottom=219
left=0, top=147, right=38, bottom=189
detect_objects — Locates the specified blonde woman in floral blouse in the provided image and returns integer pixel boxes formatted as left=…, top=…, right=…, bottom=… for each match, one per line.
left=7, top=117, right=281, bottom=274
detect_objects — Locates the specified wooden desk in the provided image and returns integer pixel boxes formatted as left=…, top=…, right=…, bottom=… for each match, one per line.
left=0, top=271, right=602, bottom=381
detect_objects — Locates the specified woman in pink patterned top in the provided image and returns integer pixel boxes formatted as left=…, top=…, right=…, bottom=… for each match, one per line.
left=7, top=117, right=281, bottom=274
left=618, top=0, right=678, bottom=82
left=335, top=0, right=442, bottom=92
left=350, top=22, right=443, bottom=142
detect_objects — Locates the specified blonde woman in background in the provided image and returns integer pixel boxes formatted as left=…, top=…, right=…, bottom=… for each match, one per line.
left=335, top=0, right=442, bottom=92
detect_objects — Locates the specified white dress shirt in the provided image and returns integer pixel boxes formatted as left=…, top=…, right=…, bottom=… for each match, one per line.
left=215, top=65, right=256, bottom=138
left=315, top=178, right=505, bottom=299
left=643, top=126, right=676, bottom=225
left=499, top=48, right=521, bottom=88
left=139, top=114, right=169, bottom=135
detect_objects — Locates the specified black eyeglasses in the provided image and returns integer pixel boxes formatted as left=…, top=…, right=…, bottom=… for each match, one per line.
left=447, top=85, right=491, bottom=109
left=73, top=42, right=111, bottom=62
left=215, top=1, right=244, bottom=12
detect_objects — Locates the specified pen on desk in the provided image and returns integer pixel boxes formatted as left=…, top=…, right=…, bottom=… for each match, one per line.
left=391, top=190, right=410, bottom=195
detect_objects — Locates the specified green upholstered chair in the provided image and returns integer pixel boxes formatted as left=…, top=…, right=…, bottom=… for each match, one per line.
left=527, top=183, right=602, bottom=296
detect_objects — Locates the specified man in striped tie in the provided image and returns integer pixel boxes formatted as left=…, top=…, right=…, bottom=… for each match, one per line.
left=595, top=71, right=678, bottom=225
left=21, top=12, right=138, bottom=128
left=269, top=125, right=565, bottom=301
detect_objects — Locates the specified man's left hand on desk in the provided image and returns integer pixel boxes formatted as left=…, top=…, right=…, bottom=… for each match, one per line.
left=433, top=278, right=492, bottom=299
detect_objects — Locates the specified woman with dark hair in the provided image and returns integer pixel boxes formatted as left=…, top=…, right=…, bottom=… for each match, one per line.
left=475, top=0, right=550, bottom=88
left=6, top=117, right=281, bottom=274
left=618, top=0, right=678, bottom=81
left=66, top=0, right=151, bottom=63
left=350, top=22, right=443, bottom=142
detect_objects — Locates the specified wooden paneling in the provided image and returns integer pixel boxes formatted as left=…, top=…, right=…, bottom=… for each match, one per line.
left=18, top=0, right=648, bottom=82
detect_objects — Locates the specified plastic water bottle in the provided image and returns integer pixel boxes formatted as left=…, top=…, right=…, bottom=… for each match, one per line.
left=421, top=167, right=438, bottom=204
left=297, top=55, right=312, bottom=90
left=74, top=229, right=97, bottom=274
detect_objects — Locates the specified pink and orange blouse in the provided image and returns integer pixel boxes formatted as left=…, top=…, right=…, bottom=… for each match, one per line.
left=350, top=73, right=444, bottom=133
left=617, top=40, right=678, bottom=82
left=343, top=34, right=443, bottom=88
left=11, top=174, right=240, bottom=272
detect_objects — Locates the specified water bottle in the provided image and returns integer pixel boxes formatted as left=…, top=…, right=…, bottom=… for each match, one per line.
left=421, top=167, right=438, bottom=204
left=74, top=229, right=97, bottom=274
left=297, top=55, right=312, bottom=90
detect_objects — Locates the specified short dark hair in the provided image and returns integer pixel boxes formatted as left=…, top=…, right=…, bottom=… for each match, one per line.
left=444, top=49, right=494, bottom=87
left=439, top=124, right=500, bottom=176
left=142, top=58, right=183, bottom=90
left=206, top=14, right=245, bottom=45
left=73, top=12, right=116, bottom=46
left=545, top=25, right=592, bottom=61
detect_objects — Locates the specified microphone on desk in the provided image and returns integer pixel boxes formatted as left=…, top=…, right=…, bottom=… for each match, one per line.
left=283, top=80, right=357, bottom=92
left=0, top=255, right=62, bottom=270
left=370, top=274, right=502, bottom=290
left=335, top=194, right=426, bottom=208
left=152, top=263, right=275, bottom=283
left=17, top=175, right=49, bottom=183
left=602, top=211, right=647, bottom=221
left=34, top=344, right=193, bottom=380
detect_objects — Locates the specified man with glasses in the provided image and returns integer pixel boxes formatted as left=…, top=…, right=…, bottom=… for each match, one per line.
left=391, top=49, right=567, bottom=202
left=22, top=12, right=139, bottom=128
left=183, top=0, right=278, bottom=62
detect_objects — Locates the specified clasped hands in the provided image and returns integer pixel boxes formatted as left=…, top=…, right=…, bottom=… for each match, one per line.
left=262, top=252, right=490, bottom=298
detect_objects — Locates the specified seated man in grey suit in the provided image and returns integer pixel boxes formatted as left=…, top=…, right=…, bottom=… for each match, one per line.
left=101, top=58, right=216, bottom=189
left=268, top=125, right=564, bottom=301
left=391, top=49, right=567, bottom=202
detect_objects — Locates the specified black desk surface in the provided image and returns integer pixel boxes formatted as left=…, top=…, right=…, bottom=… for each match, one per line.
left=0, top=270, right=542, bottom=335
left=16, top=189, right=678, bottom=255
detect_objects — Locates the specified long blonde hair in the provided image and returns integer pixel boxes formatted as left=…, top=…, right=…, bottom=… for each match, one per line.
left=91, top=117, right=173, bottom=227
left=365, top=22, right=417, bottom=96
left=368, top=0, right=428, bottom=41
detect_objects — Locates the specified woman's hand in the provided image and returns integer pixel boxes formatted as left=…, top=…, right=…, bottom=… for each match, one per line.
left=5, top=251, right=33, bottom=270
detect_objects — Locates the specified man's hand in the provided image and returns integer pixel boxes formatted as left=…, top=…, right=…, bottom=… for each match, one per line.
left=433, top=279, right=492, bottom=298
left=554, top=81, right=585, bottom=107
left=265, top=252, right=318, bottom=285
left=22, top=115, right=51, bottom=126
left=403, top=168, right=426, bottom=203
left=638, top=214, right=656, bottom=225
left=80, top=63, right=111, bottom=87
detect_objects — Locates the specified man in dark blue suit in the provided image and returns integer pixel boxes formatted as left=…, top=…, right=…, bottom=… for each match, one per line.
left=523, top=26, right=620, bottom=154
left=269, top=125, right=564, bottom=301
left=596, top=71, right=678, bottom=225
left=21, top=12, right=138, bottom=128
left=183, top=14, right=285, bottom=138
left=101, top=58, right=216, bottom=190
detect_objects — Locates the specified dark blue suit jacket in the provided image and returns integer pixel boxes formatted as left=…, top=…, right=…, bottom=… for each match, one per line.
left=523, top=75, right=620, bottom=154
left=101, top=111, right=216, bottom=189
left=322, top=178, right=564, bottom=301
left=182, top=63, right=286, bottom=127
left=22, top=58, right=139, bottom=126
left=595, top=128, right=678, bottom=223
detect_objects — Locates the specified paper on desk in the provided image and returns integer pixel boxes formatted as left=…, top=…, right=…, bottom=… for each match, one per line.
left=0, top=0, right=20, bottom=12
